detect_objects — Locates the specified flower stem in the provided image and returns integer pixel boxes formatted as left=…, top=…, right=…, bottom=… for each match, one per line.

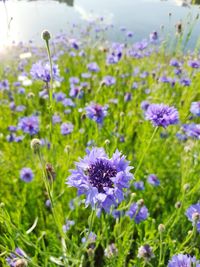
left=134, top=127, right=158, bottom=178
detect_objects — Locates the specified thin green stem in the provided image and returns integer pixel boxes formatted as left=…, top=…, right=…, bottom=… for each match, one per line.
left=134, top=127, right=158, bottom=178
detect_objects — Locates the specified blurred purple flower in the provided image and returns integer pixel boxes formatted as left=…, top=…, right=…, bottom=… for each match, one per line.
left=126, top=202, right=149, bottom=223
left=18, top=115, right=39, bottom=135
left=185, top=203, right=200, bottom=233
left=147, top=174, right=160, bottom=186
left=190, top=102, right=200, bottom=116
left=168, top=254, right=200, bottom=267
left=85, top=102, right=108, bottom=124
left=20, top=167, right=34, bottom=182
left=146, top=103, right=179, bottom=128
left=61, top=122, right=74, bottom=135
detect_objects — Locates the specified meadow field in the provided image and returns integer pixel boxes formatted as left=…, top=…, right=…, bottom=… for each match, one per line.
left=0, top=19, right=200, bottom=266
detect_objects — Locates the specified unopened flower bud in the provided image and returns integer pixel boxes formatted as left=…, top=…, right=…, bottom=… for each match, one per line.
left=30, top=138, right=41, bottom=153
left=41, top=30, right=51, bottom=42
left=192, top=212, right=200, bottom=223
left=104, top=139, right=110, bottom=145
left=183, top=183, right=190, bottom=192
left=15, top=259, right=28, bottom=267
left=46, top=163, right=56, bottom=181
left=138, top=244, right=154, bottom=261
left=175, top=201, right=181, bottom=209
left=137, top=199, right=144, bottom=207
left=158, top=224, right=165, bottom=233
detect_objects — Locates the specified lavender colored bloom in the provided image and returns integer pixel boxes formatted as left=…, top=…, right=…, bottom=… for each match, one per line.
left=168, top=254, right=200, bottom=267
left=69, top=77, right=80, bottom=84
left=17, top=87, right=26, bottom=94
left=124, top=92, right=132, bottom=102
left=170, top=59, right=181, bottom=68
left=69, top=85, right=83, bottom=98
left=61, top=122, right=74, bottom=135
left=8, top=126, right=17, bottom=132
left=20, top=167, right=34, bottom=182
left=52, top=114, right=61, bottom=124
left=67, top=148, right=133, bottom=213
left=62, top=98, right=75, bottom=107
left=102, top=75, right=116, bottom=86
left=147, top=174, right=160, bottom=186
left=141, top=100, right=150, bottom=111
left=146, top=104, right=179, bottom=128
left=132, top=82, right=138, bottom=89
left=6, top=248, right=27, bottom=267
left=85, top=102, right=108, bottom=124
left=62, top=219, right=75, bottom=233
left=138, top=245, right=154, bottom=261
left=54, top=92, right=66, bottom=102
left=127, top=31, right=133, bottom=38
left=0, top=79, right=9, bottom=91
left=176, top=133, right=187, bottom=141
left=185, top=203, right=200, bottom=233
left=81, top=72, right=92, bottom=79
left=180, top=78, right=191, bottom=87
left=188, top=60, right=200, bottom=69
left=87, top=62, right=100, bottom=72
left=81, top=232, right=97, bottom=244
left=18, top=115, right=39, bottom=135
left=190, top=102, right=200, bottom=116
left=104, top=243, right=118, bottom=258
left=30, top=62, right=61, bottom=83
left=16, top=105, right=26, bottom=112
left=126, top=203, right=149, bottom=223
left=149, top=31, right=158, bottom=42
left=134, top=181, right=145, bottom=190
left=182, top=124, right=200, bottom=139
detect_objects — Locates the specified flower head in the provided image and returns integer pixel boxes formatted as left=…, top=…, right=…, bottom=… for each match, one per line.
left=146, top=104, right=179, bottom=128
left=147, top=174, right=160, bottom=186
left=85, top=102, right=108, bottom=124
left=6, top=248, right=27, bottom=267
left=61, top=122, right=74, bottom=135
left=67, top=148, right=133, bottom=213
left=30, top=62, right=61, bottom=83
left=126, top=202, right=149, bottom=223
left=138, top=244, right=154, bottom=261
left=185, top=203, right=200, bottom=233
left=20, top=167, right=34, bottom=182
left=18, top=115, right=39, bottom=135
left=182, top=124, right=200, bottom=139
left=190, top=102, right=200, bottom=116
left=168, top=254, right=200, bottom=267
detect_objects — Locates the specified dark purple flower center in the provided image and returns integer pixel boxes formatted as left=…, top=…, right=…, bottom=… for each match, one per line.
left=88, top=159, right=117, bottom=193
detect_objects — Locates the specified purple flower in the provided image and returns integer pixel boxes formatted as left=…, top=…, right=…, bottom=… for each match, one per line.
left=30, top=62, right=61, bottom=83
left=147, top=174, right=160, bottom=186
left=69, top=77, right=80, bottom=84
left=85, top=102, right=108, bottom=124
left=168, top=254, right=200, bottom=267
left=81, top=232, right=97, bottom=244
left=182, top=124, right=200, bottom=139
left=124, top=92, right=132, bottom=102
left=141, top=101, right=150, bottom=111
left=190, top=102, right=200, bottom=116
left=102, top=76, right=116, bottom=86
left=6, top=248, right=27, bottom=267
left=52, top=114, right=61, bottom=124
left=67, top=148, right=133, bottom=213
left=0, top=79, right=9, bottom=91
left=54, top=92, right=66, bottom=102
left=185, top=203, right=200, bottom=233
left=126, top=202, right=149, bottom=223
left=180, top=78, right=191, bottom=87
left=170, top=59, right=181, bottom=68
left=138, top=244, right=154, bottom=261
left=134, top=181, right=145, bottom=190
left=188, top=60, right=200, bottom=69
left=127, top=31, right=133, bottom=38
left=20, top=167, right=34, bottom=182
left=18, top=115, right=39, bottom=135
left=62, top=98, right=75, bottom=107
left=61, top=122, right=74, bottom=135
left=146, top=104, right=179, bottom=128
left=104, top=243, right=118, bottom=258
left=87, top=62, right=100, bottom=72
left=149, top=31, right=158, bottom=42
left=62, top=219, right=75, bottom=233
